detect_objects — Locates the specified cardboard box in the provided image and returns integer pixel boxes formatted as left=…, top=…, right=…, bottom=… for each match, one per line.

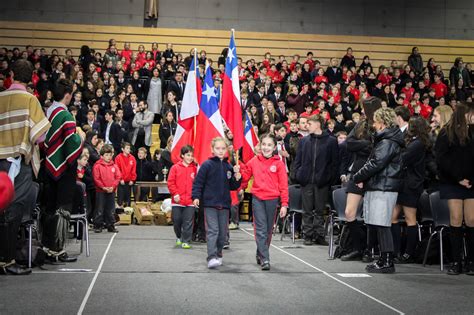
left=165, top=211, right=173, bottom=225
left=118, top=213, right=132, bottom=225
left=153, top=211, right=167, bottom=226
left=133, top=202, right=154, bottom=225
left=149, top=202, right=163, bottom=214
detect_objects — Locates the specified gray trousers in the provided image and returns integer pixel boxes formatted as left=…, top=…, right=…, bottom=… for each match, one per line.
left=253, top=197, right=279, bottom=262
left=204, top=207, right=229, bottom=261
left=302, top=184, right=328, bottom=239
left=172, top=206, right=195, bottom=243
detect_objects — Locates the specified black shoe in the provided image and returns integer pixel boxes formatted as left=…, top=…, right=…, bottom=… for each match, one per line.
left=261, top=261, right=271, bottom=271
left=199, top=238, right=206, bottom=243
left=0, top=263, right=32, bottom=275
left=107, top=226, right=119, bottom=233
left=395, top=253, right=415, bottom=264
left=304, top=239, right=313, bottom=246
left=366, top=252, right=395, bottom=274
left=58, top=253, right=78, bottom=263
left=94, top=227, right=102, bottom=233
left=256, top=255, right=261, bottom=265
left=465, top=261, right=474, bottom=276
left=447, top=262, right=463, bottom=275
left=314, top=236, right=329, bottom=246
left=223, top=242, right=230, bottom=249
left=341, top=250, right=363, bottom=261
left=362, top=250, right=374, bottom=263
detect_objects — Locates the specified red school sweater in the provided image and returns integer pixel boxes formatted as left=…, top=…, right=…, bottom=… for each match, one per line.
left=242, top=154, right=289, bottom=207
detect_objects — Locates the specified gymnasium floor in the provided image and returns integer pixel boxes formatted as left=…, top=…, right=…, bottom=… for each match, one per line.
left=1, top=224, right=474, bottom=315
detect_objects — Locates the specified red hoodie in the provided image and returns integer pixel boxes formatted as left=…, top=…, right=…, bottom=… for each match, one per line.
left=115, top=153, right=137, bottom=182
left=167, top=161, right=197, bottom=206
left=242, top=154, right=289, bottom=207
left=93, top=158, right=122, bottom=193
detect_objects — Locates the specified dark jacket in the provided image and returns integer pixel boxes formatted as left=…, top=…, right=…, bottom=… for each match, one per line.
left=400, top=138, right=426, bottom=194
left=408, top=54, right=423, bottom=74
left=192, top=157, right=241, bottom=209
left=353, top=127, right=404, bottom=192
left=293, top=131, right=340, bottom=187
left=102, top=122, right=123, bottom=153
left=136, top=158, right=154, bottom=181
left=340, top=54, right=356, bottom=69
left=159, top=121, right=177, bottom=149
left=435, top=126, right=474, bottom=186
left=325, top=67, right=343, bottom=85
left=449, top=66, right=471, bottom=88
left=346, top=126, right=372, bottom=175
left=167, top=81, right=186, bottom=101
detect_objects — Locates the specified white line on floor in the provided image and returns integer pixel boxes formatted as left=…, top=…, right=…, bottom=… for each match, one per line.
left=77, top=233, right=117, bottom=315
left=240, top=228, right=405, bottom=315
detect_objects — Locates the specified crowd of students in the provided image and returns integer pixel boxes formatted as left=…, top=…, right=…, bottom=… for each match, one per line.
left=0, top=40, right=473, bottom=274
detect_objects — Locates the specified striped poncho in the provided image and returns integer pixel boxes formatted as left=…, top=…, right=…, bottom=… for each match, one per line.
left=45, top=101, right=83, bottom=180
left=0, top=86, right=51, bottom=176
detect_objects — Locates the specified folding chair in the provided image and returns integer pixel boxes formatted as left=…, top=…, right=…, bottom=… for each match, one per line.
left=19, top=182, right=39, bottom=268
left=423, top=191, right=450, bottom=271
left=327, top=187, right=363, bottom=259
left=70, top=182, right=90, bottom=257
left=280, top=185, right=304, bottom=243
left=417, top=190, right=433, bottom=241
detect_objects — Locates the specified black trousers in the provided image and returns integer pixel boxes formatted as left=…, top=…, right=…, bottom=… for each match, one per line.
left=0, top=161, right=33, bottom=263
left=301, top=184, right=328, bottom=239
left=94, top=192, right=116, bottom=228
left=117, top=183, right=132, bottom=206
left=42, top=164, right=77, bottom=251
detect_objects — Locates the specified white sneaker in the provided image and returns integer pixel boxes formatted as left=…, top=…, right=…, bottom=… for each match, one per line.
left=217, top=257, right=223, bottom=266
left=207, top=258, right=220, bottom=269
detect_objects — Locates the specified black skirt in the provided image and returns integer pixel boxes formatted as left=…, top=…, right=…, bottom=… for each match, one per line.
left=397, top=191, right=421, bottom=208
left=346, top=179, right=365, bottom=196
left=440, top=183, right=474, bottom=200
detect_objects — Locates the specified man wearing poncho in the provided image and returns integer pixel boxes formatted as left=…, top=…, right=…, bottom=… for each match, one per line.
left=41, top=79, right=83, bottom=262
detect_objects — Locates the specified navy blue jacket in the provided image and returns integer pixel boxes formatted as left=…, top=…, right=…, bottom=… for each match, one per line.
left=192, top=157, right=241, bottom=209
left=293, top=131, right=340, bottom=187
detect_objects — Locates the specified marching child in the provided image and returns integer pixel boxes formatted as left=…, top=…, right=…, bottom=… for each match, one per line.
left=115, top=142, right=137, bottom=208
left=167, top=145, right=197, bottom=249
left=92, top=144, right=122, bottom=233
left=192, top=137, right=242, bottom=269
left=241, top=133, right=289, bottom=271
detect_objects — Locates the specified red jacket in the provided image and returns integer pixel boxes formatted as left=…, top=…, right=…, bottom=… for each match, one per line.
left=430, top=82, right=448, bottom=99
left=242, top=154, right=289, bottom=206
left=167, top=161, right=197, bottom=206
left=93, top=158, right=122, bottom=192
left=115, top=153, right=137, bottom=182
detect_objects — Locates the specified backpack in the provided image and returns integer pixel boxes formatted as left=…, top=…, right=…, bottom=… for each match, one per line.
left=16, top=239, right=47, bottom=267
left=414, top=231, right=452, bottom=265
left=333, top=223, right=367, bottom=259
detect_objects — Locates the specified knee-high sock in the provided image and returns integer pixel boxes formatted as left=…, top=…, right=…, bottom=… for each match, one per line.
left=450, top=226, right=463, bottom=263
left=405, top=225, right=418, bottom=256
left=347, top=220, right=362, bottom=252
left=391, top=223, right=401, bottom=256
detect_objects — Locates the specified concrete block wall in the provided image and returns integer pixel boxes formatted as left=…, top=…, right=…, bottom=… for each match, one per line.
left=0, top=0, right=473, bottom=40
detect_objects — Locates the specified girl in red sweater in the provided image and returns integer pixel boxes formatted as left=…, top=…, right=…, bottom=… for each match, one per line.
left=241, top=134, right=289, bottom=271
left=167, top=145, right=197, bottom=249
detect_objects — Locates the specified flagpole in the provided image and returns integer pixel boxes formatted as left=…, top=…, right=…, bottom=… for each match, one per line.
left=192, top=47, right=197, bottom=144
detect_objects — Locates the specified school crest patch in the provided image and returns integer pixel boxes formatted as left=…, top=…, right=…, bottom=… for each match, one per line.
left=227, top=171, right=232, bottom=179
left=270, top=165, right=277, bottom=173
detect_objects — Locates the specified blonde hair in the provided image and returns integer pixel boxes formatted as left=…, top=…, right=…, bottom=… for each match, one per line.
left=435, top=105, right=454, bottom=130
left=373, top=108, right=397, bottom=127
left=211, top=137, right=227, bottom=148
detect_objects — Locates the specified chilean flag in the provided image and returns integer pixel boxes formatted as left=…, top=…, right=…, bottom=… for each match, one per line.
left=194, top=62, right=226, bottom=164
left=242, top=111, right=258, bottom=163
left=221, top=30, right=244, bottom=150
left=171, top=50, right=201, bottom=163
